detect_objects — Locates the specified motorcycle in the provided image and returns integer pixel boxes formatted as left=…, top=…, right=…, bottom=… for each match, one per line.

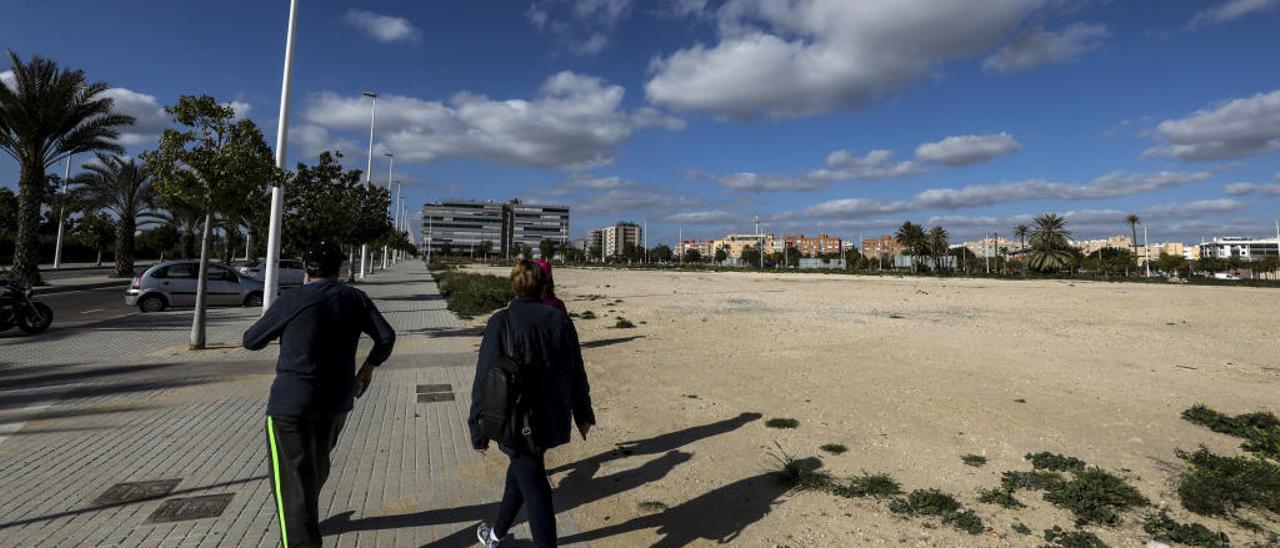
left=0, top=281, right=54, bottom=334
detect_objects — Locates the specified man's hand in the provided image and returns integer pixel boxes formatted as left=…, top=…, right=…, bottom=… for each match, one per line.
left=354, top=362, right=375, bottom=398
left=475, top=441, right=489, bottom=456
left=578, top=423, right=592, bottom=440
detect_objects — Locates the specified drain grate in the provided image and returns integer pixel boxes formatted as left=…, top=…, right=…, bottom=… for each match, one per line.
left=146, top=493, right=234, bottom=523
left=417, top=392, right=455, bottom=403
left=416, top=384, right=452, bottom=393
left=93, top=479, right=182, bottom=505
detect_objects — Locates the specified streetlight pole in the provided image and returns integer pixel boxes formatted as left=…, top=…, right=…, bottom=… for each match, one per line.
left=359, top=91, right=377, bottom=280
left=1144, top=224, right=1151, bottom=277
left=263, top=0, right=298, bottom=313
left=53, top=154, right=72, bottom=269
left=382, top=153, right=394, bottom=269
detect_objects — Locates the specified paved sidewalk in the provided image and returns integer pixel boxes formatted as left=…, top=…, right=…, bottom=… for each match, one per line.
left=0, top=262, right=585, bottom=547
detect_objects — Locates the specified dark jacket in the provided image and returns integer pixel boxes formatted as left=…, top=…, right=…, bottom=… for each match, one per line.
left=468, top=297, right=594, bottom=450
left=243, top=279, right=395, bottom=416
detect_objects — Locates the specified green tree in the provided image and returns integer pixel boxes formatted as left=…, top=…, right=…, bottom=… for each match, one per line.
left=539, top=238, right=558, bottom=261
left=895, top=221, right=926, bottom=272
left=0, top=52, right=135, bottom=285
left=282, top=151, right=362, bottom=256
left=651, top=244, right=673, bottom=263
left=740, top=245, right=761, bottom=267
left=683, top=248, right=702, bottom=264
left=621, top=242, right=643, bottom=263
left=1125, top=214, right=1141, bottom=273
left=73, top=153, right=155, bottom=276
left=1027, top=213, right=1075, bottom=273
left=144, top=95, right=277, bottom=349
left=477, top=240, right=494, bottom=259
left=926, top=225, right=949, bottom=274
left=1153, top=252, right=1188, bottom=275
left=785, top=245, right=802, bottom=268
left=74, top=211, right=116, bottom=266
left=714, top=245, right=727, bottom=265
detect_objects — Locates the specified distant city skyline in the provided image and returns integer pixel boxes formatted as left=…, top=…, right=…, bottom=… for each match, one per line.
left=3, top=1, right=1279, bottom=246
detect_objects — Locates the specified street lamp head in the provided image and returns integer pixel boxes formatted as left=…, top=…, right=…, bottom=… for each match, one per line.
left=362, top=91, right=378, bottom=98
left=385, top=152, right=394, bottom=159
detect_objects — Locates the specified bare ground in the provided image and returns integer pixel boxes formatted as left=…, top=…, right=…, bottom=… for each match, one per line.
left=460, top=266, right=1280, bottom=546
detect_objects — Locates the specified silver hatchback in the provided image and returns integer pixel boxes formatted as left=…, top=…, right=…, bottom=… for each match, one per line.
left=126, top=260, right=266, bottom=312
left=238, top=258, right=306, bottom=287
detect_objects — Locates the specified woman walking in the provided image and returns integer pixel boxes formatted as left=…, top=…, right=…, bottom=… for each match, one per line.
left=470, top=260, right=595, bottom=547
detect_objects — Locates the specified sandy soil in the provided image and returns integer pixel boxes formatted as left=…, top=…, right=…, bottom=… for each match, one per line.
left=459, top=266, right=1280, bottom=547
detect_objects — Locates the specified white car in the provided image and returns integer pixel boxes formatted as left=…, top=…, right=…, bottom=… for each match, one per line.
left=239, top=259, right=305, bottom=287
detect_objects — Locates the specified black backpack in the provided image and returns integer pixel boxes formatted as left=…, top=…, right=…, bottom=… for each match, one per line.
left=477, top=309, right=538, bottom=452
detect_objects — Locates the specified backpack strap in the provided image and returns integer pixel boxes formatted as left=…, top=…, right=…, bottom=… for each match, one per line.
left=500, top=308, right=516, bottom=360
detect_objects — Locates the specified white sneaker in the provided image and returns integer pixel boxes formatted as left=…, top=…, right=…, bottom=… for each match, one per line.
left=476, top=523, right=500, bottom=548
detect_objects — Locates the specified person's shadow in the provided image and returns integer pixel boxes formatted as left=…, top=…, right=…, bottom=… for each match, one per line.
left=558, top=457, right=822, bottom=547
left=321, top=412, right=763, bottom=543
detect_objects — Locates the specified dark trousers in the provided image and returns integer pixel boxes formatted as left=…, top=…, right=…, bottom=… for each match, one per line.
left=493, top=448, right=556, bottom=547
left=266, top=414, right=347, bottom=548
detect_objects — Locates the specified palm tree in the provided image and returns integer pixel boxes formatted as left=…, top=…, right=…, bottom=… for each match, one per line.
left=74, top=153, right=155, bottom=277
left=926, top=225, right=949, bottom=274
left=1027, top=213, right=1075, bottom=273
left=894, top=221, right=926, bottom=272
left=0, top=51, right=134, bottom=285
left=149, top=196, right=204, bottom=259
left=1125, top=214, right=1141, bottom=273
left=1013, top=224, right=1029, bottom=251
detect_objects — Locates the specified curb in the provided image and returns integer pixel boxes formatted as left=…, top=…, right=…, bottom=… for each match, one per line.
left=33, top=280, right=129, bottom=295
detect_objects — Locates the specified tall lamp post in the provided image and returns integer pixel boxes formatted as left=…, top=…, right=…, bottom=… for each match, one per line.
left=359, top=91, right=377, bottom=280
left=381, top=153, right=394, bottom=269
left=263, top=0, right=298, bottom=313
left=52, top=154, right=73, bottom=269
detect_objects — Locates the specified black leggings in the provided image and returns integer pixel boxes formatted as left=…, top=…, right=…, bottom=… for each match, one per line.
left=266, top=414, right=347, bottom=548
left=493, top=448, right=556, bottom=546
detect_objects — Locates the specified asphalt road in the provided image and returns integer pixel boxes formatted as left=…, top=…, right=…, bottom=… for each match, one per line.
left=32, top=284, right=135, bottom=325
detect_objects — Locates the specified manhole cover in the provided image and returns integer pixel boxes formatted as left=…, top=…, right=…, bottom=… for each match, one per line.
left=416, top=384, right=452, bottom=393
left=146, top=493, right=234, bottom=523
left=93, top=479, right=182, bottom=505
left=417, top=392, right=455, bottom=403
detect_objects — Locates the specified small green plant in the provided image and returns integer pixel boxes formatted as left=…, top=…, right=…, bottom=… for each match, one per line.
left=1041, top=468, right=1149, bottom=525
left=961, top=454, right=988, bottom=467
left=1001, top=470, right=1067, bottom=492
left=1042, top=526, right=1108, bottom=548
left=1026, top=452, right=1088, bottom=473
left=1182, top=404, right=1280, bottom=460
left=769, top=442, right=833, bottom=491
left=637, top=501, right=668, bottom=512
left=684, top=394, right=699, bottom=399
left=1012, top=522, right=1032, bottom=535
left=579, top=310, right=596, bottom=320
left=832, top=472, right=902, bottom=499
left=977, top=487, right=1024, bottom=508
left=889, top=489, right=985, bottom=534
left=613, top=317, right=636, bottom=329
left=820, top=444, right=848, bottom=455
left=433, top=271, right=511, bottom=319
left=1175, top=446, right=1280, bottom=518
left=765, top=418, right=800, bottom=429
left=1142, top=510, right=1229, bottom=548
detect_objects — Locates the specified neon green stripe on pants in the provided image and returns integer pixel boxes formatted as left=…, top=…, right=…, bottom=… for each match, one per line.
left=267, top=417, right=289, bottom=547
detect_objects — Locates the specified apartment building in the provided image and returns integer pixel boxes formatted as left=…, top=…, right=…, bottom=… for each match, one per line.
left=422, top=199, right=569, bottom=258
left=861, top=235, right=904, bottom=258
left=1199, top=237, right=1280, bottom=261
left=784, top=233, right=844, bottom=257
left=678, top=239, right=714, bottom=258
left=589, top=222, right=643, bottom=259
left=711, top=233, right=775, bottom=259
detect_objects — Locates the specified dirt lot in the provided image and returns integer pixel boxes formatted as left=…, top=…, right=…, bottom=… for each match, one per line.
left=460, top=266, right=1280, bottom=546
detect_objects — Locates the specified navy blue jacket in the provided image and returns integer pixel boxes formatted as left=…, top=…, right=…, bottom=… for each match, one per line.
left=468, top=297, right=594, bottom=450
left=243, top=279, right=395, bottom=416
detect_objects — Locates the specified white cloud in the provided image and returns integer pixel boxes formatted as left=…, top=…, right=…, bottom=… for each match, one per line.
left=302, top=71, right=681, bottom=171
left=344, top=9, right=423, bottom=44
left=228, top=100, right=251, bottom=120
left=717, top=149, right=921, bottom=192
left=662, top=209, right=741, bottom=224
left=543, top=175, right=635, bottom=196
left=981, top=23, right=1109, bottom=74
left=527, top=0, right=633, bottom=55
left=1144, top=89, right=1280, bottom=161
left=914, top=133, right=1021, bottom=166
left=0, top=70, right=12, bottom=88
left=1140, top=198, right=1245, bottom=219
left=1225, top=181, right=1280, bottom=195
left=797, top=170, right=1210, bottom=219
left=665, top=0, right=709, bottom=17
left=645, top=0, right=1047, bottom=119
left=100, top=88, right=169, bottom=146
left=575, top=187, right=702, bottom=215
left=1190, top=0, right=1279, bottom=28
left=287, top=124, right=357, bottom=161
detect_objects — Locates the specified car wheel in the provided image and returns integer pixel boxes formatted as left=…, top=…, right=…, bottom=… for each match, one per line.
left=243, top=292, right=263, bottom=307
left=138, top=294, right=167, bottom=313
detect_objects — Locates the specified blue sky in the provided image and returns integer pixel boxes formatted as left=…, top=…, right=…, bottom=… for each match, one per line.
left=3, top=0, right=1279, bottom=246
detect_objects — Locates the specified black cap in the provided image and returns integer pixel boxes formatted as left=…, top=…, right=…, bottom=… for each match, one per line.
left=304, top=241, right=346, bottom=275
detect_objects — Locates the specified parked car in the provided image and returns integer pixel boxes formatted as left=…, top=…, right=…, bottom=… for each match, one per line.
left=238, top=258, right=305, bottom=287
left=126, top=260, right=266, bottom=312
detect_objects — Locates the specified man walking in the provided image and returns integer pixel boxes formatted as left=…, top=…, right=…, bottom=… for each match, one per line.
left=243, top=242, right=395, bottom=547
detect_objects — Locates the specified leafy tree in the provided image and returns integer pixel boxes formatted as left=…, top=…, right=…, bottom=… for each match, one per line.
left=683, top=248, right=702, bottom=264
left=895, top=221, right=926, bottom=272
left=539, top=238, right=558, bottom=260
left=621, top=242, right=644, bottom=263
left=785, top=245, right=802, bottom=268
left=477, top=240, right=494, bottom=259
left=1080, top=247, right=1135, bottom=276
left=144, top=95, right=277, bottom=349
left=73, top=153, right=155, bottom=276
left=651, top=244, right=673, bottom=263
left=740, top=244, right=761, bottom=267
left=0, top=51, right=135, bottom=285
left=74, top=211, right=116, bottom=266
left=1027, top=213, right=1075, bottom=273
left=441, top=242, right=454, bottom=257
left=137, top=225, right=179, bottom=260
left=714, top=245, right=727, bottom=265
left=1153, top=252, right=1188, bottom=275
left=282, top=151, right=361, bottom=256
left=588, top=243, right=602, bottom=262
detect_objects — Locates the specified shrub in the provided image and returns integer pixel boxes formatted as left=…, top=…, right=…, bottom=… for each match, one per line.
left=1182, top=404, right=1280, bottom=460
left=1012, top=522, right=1032, bottom=535
left=1142, top=510, right=1229, bottom=548
left=1041, top=468, right=1148, bottom=525
left=820, top=443, right=848, bottom=455
left=769, top=443, right=833, bottom=491
left=1001, top=470, right=1067, bottom=492
left=613, top=317, right=636, bottom=329
left=579, top=310, right=596, bottom=320
left=1042, top=526, right=1108, bottom=548
left=889, top=489, right=985, bottom=534
left=832, top=472, right=902, bottom=499
left=961, top=454, right=988, bottom=467
left=433, top=271, right=510, bottom=319
left=765, top=418, right=799, bottom=429
left=1026, top=452, right=1087, bottom=473
left=977, top=487, right=1024, bottom=509
left=1175, top=446, right=1280, bottom=517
